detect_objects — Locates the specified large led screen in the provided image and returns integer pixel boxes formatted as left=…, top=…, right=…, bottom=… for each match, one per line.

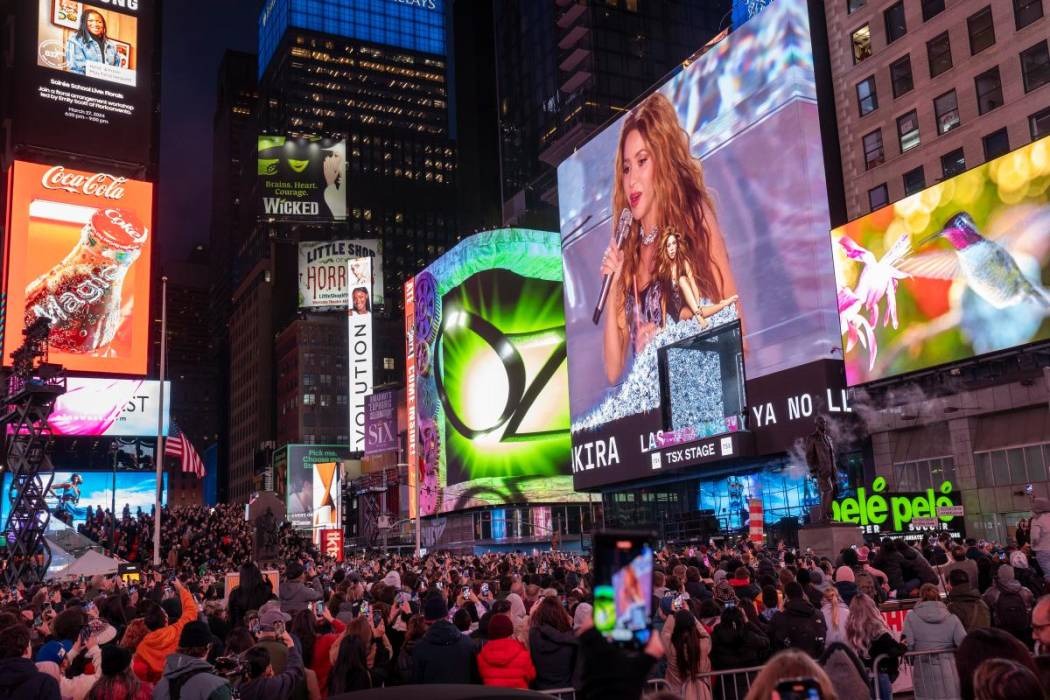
left=258, top=135, right=347, bottom=222
left=284, top=444, right=351, bottom=530
left=833, top=138, right=1050, bottom=385
left=14, top=1, right=156, bottom=165
left=298, top=239, right=385, bottom=308
left=408, top=229, right=584, bottom=515
left=558, top=0, right=840, bottom=489
left=43, top=378, right=169, bottom=437
left=0, top=470, right=167, bottom=529
left=3, top=161, right=153, bottom=375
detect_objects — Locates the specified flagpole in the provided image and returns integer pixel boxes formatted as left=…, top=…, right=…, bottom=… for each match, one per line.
left=153, top=276, right=167, bottom=567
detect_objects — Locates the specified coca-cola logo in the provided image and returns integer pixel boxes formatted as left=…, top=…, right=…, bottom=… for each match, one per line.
left=42, top=166, right=127, bottom=200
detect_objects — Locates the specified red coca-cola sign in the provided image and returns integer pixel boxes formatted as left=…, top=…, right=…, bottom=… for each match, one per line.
left=41, top=165, right=127, bottom=200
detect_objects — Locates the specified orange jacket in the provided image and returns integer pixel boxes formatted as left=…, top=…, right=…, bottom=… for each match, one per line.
left=133, top=584, right=199, bottom=682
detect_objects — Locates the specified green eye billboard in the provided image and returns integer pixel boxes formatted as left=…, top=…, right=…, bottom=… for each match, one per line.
left=257, top=135, right=347, bottom=221
left=407, top=229, right=585, bottom=515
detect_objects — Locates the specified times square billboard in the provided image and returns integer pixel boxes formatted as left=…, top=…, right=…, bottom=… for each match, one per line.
left=14, top=1, right=156, bottom=165
left=2, top=161, right=153, bottom=376
left=406, top=229, right=585, bottom=515
left=833, top=137, right=1050, bottom=385
left=558, top=0, right=847, bottom=490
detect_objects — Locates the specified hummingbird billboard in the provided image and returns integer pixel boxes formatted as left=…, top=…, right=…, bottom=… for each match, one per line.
left=833, top=137, right=1050, bottom=385
left=557, top=0, right=843, bottom=490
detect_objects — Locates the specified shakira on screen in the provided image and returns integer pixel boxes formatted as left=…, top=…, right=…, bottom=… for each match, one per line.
left=598, top=92, right=740, bottom=386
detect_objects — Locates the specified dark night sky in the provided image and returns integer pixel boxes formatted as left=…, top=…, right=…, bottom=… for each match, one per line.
left=157, top=0, right=257, bottom=263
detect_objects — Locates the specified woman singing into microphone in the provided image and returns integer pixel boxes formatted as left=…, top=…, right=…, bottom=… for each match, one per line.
left=599, top=92, right=738, bottom=386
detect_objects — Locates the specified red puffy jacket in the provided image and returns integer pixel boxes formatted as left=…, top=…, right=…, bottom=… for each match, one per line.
left=477, top=637, right=536, bottom=689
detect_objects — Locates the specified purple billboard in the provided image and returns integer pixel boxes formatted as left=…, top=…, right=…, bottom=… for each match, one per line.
left=364, top=389, right=398, bottom=455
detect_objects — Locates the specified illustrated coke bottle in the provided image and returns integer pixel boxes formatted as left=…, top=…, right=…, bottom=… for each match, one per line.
left=23, top=207, right=148, bottom=353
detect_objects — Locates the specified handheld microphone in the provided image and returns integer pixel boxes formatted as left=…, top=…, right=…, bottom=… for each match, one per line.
left=592, top=208, right=633, bottom=325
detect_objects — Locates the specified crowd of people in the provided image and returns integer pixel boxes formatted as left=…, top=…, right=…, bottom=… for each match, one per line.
left=0, top=502, right=1049, bottom=699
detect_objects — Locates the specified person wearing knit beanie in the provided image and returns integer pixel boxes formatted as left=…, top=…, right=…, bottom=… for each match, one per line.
left=835, top=566, right=856, bottom=583
left=487, top=613, right=514, bottom=640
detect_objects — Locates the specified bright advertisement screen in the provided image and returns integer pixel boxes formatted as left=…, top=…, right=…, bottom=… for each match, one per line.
left=833, top=138, right=1050, bottom=385
left=285, top=444, right=351, bottom=530
left=3, top=161, right=153, bottom=375
left=298, top=239, right=385, bottom=309
left=311, top=462, right=341, bottom=533
left=348, top=256, right=374, bottom=453
left=16, top=1, right=155, bottom=164
left=258, top=135, right=347, bottom=221
left=43, top=378, right=169, bottom=436
left=557, top=0, right=839, bottom=489
left=0, top=470, right=167, bottom=528
left=408, top=229, right=584, bottom=515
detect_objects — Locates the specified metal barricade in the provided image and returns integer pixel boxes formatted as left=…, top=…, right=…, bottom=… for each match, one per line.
left=541, top=672, right=746, bottom=699
left=872, top=648, right=961, bottom=700
left=540, top=688, right=577, bottom=700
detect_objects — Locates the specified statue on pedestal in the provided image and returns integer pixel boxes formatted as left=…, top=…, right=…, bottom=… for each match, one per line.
left=804, top=416, right=838, bottom=524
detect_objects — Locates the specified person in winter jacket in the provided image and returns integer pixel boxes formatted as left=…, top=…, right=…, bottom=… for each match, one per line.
left=477, top=614, right=535, bottom=689
left=133, top=580, right=199, bottom=683
left=1030, top=498, right=1050, bottom=582
left=278, top=562, right=322, bottom=615
left=833, top=566, right=859, bottom=606
left=902, top=584, right=967, bottom=700
left=820, top=586, right=850, bottom=647
left=768, top=582, right=827, bottom=659
left=36, top=634, right=102, bottom=700
left=411, top=594, right=477, bottom=684
left=846, top=593, right=906, bottom=700
left=237, top=631, right=304, bottom=700
left=661, top=610, right=712, bottom=700
left=710, top=606, right=769, bottom=670
left=527, top=597, right=578, bottom=690
left=940, top=546, right=980, bottom=588
left=150, top=621, right=231, bottom=700
left=227, top=563, right=274, bottom=630
left=899, top=542, right=940, bottom=587
left=944, top=569, right=991, bottom=632
left=874, top=538, right=914, bottom=597
left=0, top=623, right=61, bottom=700
left=981, top=564, right=1035, bottom=644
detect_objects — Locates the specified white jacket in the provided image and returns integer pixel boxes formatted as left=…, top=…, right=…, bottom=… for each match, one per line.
left=1031, top=508, right=1050, bottom=553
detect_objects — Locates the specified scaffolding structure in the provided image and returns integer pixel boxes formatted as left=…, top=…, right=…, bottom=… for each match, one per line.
left=1, top=318, right=65, bottom=585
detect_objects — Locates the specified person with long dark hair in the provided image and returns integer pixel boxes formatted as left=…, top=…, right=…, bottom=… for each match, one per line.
left=528, top=596, right=578, bottom=690
left=85, top=646, right=152, bottom=700
left=65, top=10, right=120, bottom=76
left=327, top=634, right=372, bottom=694
left=228, top=563, right=273, bottom=630
left=662, top=609, right=712, bottom=700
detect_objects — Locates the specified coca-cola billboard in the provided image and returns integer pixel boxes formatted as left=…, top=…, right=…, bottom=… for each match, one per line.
left=2, top=160, right=153, bottom=375
left=14, top=1, right=156, bottom=165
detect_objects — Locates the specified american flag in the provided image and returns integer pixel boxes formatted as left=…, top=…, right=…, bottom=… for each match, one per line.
left=165, top=422, right=205, bottom=478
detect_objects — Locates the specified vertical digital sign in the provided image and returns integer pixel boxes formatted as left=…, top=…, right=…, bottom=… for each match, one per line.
left=348, top=257, right=374, bottom=452
left=3, top=161, right=153, bottom=375
left=15, top=1, right=157, bottom=165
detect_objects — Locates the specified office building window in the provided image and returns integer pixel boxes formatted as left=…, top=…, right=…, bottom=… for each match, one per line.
left=922, top=0, right=946, bottom=21
left=1021, top=41, right=1050, bottom=92
left=975, top=67, right=1004, bottom=113
left=857, top=76, right=878, bottom=115
left=941, top=148, right=966, bottom=178
left=890, top=55, right=914, bottom=97
left=863, top=129, right=885, bottom=169
left=852, top=25, right=872, bottom=63
left=848, top=0, right=866, bottom=12
left=968, top=7, right=996, bottom=54
left=1015, top=0, right=1044, bottom=29
left=885, top=2, right=907, bottom=43
left=934, top=90, right=961, bottom=134
left=897, top=111, right=920, bottom=152
left=983, top=128, right=1010, bottom=160
left=903, top=166, right=926, bottom=195
left=1031, top=106, right=1050, bottom=139
left=927, top=32, right=953, bottom=77
left=869, top=184, right=889, bottom=212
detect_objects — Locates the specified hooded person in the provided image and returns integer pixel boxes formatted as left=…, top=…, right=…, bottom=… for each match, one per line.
left=476, top=614, right=536, bottom=689
left=901, top=584, right=967, bottom=700
left=834, top=566, right=859, bottom=606
left=382, top=571, right=402, bottom=590
left=151, top=621, right=229, bottom=700
left=1030, top=497, right=1050, bottom=582
left=504, top=592, right=529, bottom=643
left=981, top=564, right=1035, bottom=644
left=768, top=582, right=827, bottom=659
left=0, top=623, right=61, bottom=700
left=410, top=594, right=477, bottom=684
left=944, top=569, right=991, bottom=632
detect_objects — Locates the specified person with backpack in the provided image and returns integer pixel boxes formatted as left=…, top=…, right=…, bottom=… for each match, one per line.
left=945, top=569, right=991, bottom=632
left=152, top=621, right=230, bottom=700
left=982, top=564, right=1035, bottom=646
left=767, top=582, right=827, bottom=659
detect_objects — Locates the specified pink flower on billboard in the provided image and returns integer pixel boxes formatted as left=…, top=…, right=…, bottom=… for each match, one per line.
left=838, top=234, right=911, bottom=331
left=838, top=285, right=877, bottom=371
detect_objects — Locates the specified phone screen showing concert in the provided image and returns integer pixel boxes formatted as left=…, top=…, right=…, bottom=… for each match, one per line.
left=593, top=533, right=653, bottom=647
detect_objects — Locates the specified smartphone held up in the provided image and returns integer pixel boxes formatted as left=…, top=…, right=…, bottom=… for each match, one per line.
left=592, top=530, right=655, bottom=649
